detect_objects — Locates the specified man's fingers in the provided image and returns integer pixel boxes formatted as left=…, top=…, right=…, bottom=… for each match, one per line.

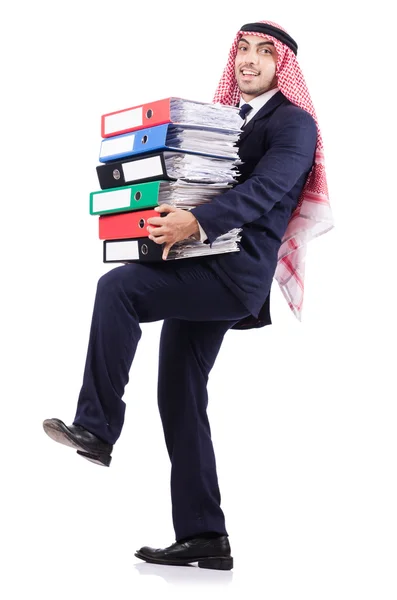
left=147, top=226, right=164, bottom=237
left=149, top=234, right=166, bottom=244
left=154, top=204, right=177, bottom=214
left=146, top=217, right=166, bottom=226
left=162, top=243, right=173, bottom=260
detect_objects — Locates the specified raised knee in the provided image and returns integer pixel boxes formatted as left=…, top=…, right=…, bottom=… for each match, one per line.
left=96, top=266, right=126, bottom=297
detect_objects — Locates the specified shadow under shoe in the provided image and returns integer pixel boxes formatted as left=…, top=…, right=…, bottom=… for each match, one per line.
left=42, top=418, right=113, bottom=467
left=135, top=536, right=233, bottom=571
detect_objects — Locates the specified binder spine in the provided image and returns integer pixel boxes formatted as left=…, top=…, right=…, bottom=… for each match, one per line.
left=99, top=125, right=170, bottom=162
left=90, top=182, right=161, bottom=215
left=129, top=124, right=169, bottom=155
left=96, top=161, right=128, bottom=189
left=101, top=98, right=172, bottom=137
left=98, top=209, right=159, bottom=240
left=99, top=132, right=136, bottom=163
left=141, top=98, right=171, bottom=129
left=103, top=237, right=164, bottom=262
left=97, top=153, right=169, bottom=189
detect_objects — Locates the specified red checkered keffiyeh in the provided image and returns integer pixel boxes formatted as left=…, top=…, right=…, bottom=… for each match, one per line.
left=213, top=20, right=334, bottom=320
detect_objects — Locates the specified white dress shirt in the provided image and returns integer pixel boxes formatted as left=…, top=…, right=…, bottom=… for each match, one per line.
left=197, top=88, right=280, bottom=242
left=239, top=87, right=279, bottom=125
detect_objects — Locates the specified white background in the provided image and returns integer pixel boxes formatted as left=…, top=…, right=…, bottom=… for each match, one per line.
left=1, top=1, right=395, bottom=598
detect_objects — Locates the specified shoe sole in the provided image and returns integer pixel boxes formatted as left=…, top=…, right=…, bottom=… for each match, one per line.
left=43, top=419, right=112, bottom=467
left=76, top=450, right=112, bottom=467
left=134, top=551, right=233, bottom=570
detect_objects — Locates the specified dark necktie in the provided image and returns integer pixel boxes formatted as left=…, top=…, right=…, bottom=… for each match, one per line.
left=238, top=103, right=253, bottom=124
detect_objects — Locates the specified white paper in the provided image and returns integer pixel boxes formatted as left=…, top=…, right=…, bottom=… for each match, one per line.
left=166, top=126, right=240, bottom=159
left=157, top=180, right=232, bottom=207
left=164, top=152, right=239, bottom=183
left=170, top=98, right=242, bottom=132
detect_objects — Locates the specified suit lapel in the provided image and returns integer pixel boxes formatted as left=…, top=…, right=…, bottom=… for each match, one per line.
left=238, top=91, right=288, bottom=143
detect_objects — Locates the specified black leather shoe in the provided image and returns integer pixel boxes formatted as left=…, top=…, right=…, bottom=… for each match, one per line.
left=42, top=418, right=113, bottom=467
left=135, top=536, right=233, bottom=570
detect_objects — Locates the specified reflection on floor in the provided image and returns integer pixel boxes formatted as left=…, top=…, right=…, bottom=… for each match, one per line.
left=134, top=561, right=234, bottom=587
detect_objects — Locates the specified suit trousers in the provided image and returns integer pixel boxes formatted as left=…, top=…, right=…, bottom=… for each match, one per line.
left=73, top=257, right=251, bottom=540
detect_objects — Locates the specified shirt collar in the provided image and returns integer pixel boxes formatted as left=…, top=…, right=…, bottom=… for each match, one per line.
left=239, top=87, right=280, bottom=121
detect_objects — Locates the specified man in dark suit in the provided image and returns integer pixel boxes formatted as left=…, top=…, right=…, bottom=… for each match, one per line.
left=43, top=20, right=332, bottom=570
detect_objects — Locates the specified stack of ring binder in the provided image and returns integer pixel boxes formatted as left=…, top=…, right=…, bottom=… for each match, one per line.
left=89, top=96, right=245, bottom=262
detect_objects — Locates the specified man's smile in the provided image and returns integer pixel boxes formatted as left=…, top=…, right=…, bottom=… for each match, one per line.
left=240, top=68, right=259, bottom=80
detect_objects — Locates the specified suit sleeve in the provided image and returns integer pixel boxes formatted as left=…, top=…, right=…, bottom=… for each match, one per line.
left=190, top=109, right=317, bottom=244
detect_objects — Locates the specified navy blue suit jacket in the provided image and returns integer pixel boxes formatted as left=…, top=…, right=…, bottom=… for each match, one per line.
left=190, top=91, right=317, bottom=329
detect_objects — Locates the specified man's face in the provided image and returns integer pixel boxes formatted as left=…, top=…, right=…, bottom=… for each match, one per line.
left=234, top=35, right=278, bottom=101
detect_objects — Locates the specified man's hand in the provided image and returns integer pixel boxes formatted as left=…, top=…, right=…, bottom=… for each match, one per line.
left=146, top=204, right=200, bottom=260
